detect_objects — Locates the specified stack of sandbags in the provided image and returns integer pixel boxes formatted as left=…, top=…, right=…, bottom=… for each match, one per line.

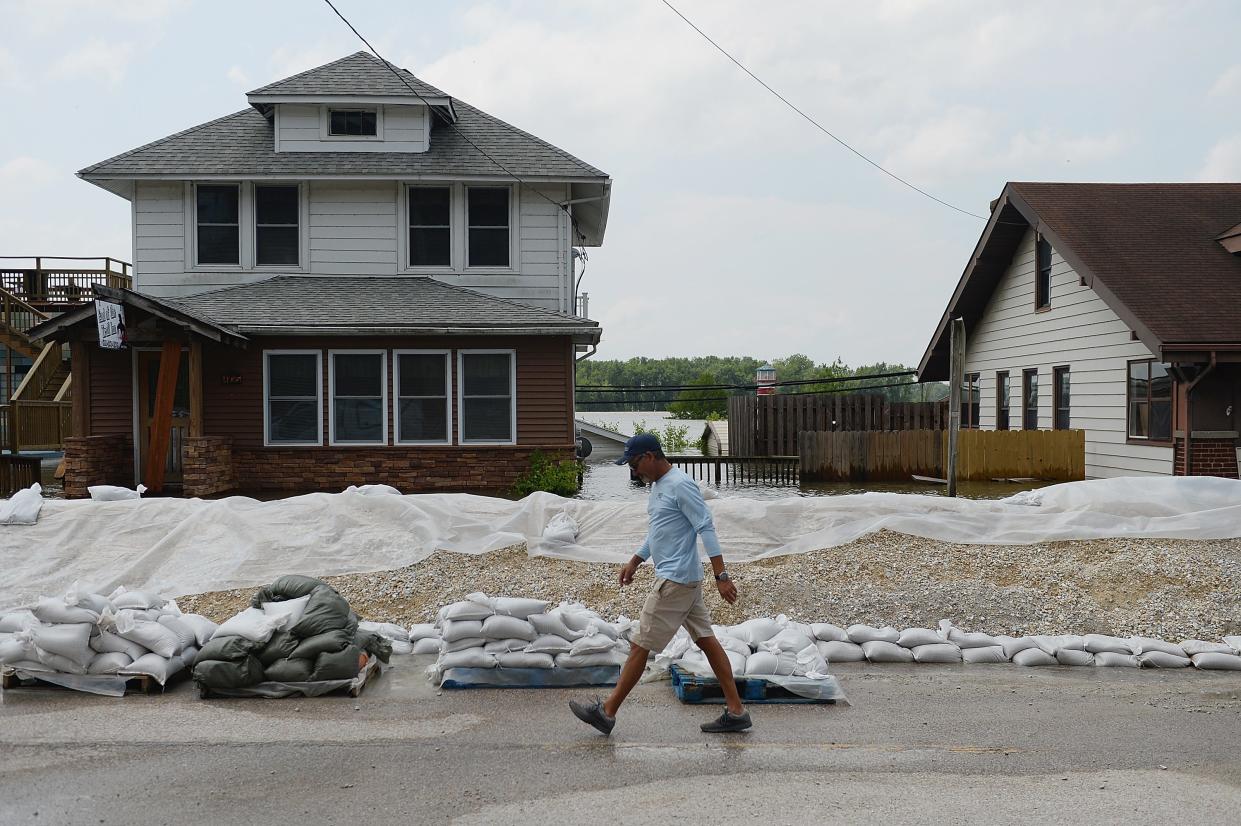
left=0, top=584, right=217, bottom=686
left=668, top=616, right=828, bottom=680
left=192, top=575, right=390, bottom=692
left=429, top=593, right=631, bottom=677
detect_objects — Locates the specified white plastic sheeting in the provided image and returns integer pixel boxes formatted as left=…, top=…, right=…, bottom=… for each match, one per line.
left=2, top=476, right=1240, bottom=611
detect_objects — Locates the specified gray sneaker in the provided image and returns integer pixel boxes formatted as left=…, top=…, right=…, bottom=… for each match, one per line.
left=701, top=710, right=752, bottom=733
left=569, top=696, right=616, bottom=735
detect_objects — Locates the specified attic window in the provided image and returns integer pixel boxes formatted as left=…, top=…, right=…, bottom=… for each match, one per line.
left=1035, top=235, right=1052, bottom=310
left=329, top=109, right=378, bottom=137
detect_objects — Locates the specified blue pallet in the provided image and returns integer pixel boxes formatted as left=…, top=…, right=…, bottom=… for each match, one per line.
left=440, top=665, right=620, bottom=690
left=669, top=664, right=839, bottom=705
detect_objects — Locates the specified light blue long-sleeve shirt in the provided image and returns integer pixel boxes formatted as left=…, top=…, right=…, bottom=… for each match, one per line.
left=635, top=467, right=722, bottom=584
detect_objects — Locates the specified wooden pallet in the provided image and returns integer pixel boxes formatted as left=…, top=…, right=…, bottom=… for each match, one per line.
left=669, top=664, right=838, bottom=705
left=0, top=664, right=188, bottom=695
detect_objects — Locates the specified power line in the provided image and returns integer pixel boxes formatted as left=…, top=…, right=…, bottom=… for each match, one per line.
left=660, top=0, right=986, bottom=221
left=577, top=369, right=918, bottom=393
left=575, top=378, right=927, bottom=404
left=320, top=0, right=589, bottom=244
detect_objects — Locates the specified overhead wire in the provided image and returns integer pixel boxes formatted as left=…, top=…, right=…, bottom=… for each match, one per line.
left=577, top=369, right=917, bottom=393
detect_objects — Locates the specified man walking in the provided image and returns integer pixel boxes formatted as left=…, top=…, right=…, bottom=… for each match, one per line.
left=569, top=433, right=751, bottom=734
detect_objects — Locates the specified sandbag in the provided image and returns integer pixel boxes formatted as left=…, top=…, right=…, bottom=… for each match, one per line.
left=442, top=600, right=493, bottom=622
left=810, top=623, right=849, bottom=643
left=861, top=640, right=913, bottom=663
left=194, top=655, right=265, bottom=689
left=1094, top=652, right=1140, bottom=668
left=87, top=651, right=132, bottom=674
left=1191, top=652, right=1241, bottom=671
left=0, top=610, right=35, bottom=633
left=580, top=620, right=620, bottom=641
left=439, top=648, right=495, bottom=669
left=1012, top=648, right=1057, bottom=666
left=1225, top=635, right=1241, bottom=654
left=1180, top=639, right=1234, bottom=656
left=31, top=623, right=94, bottom=667
left=178, top=614, right=220, bottom=646
left=761, top=627, right=816, bottom=654
left=289, top=629, right=351, bottom=660
left=1032, top=635, right=1084, bottom=656
left=898, top=628, right=944, bottom=648
left=913, top=643, right=962, bottom=664
left=290, top=588, right=352, bottom=638
left=257, top=631, right=301, bottom=666
left=730, top=617, right=785, bottom=647
left=358, top=621, right=410, bottom=643
left=249, top=575, right=323, bottom=604
left=1084, top=634, right=1132, bottom=654
left=570, top=633, right=617, bottom=656
left=196, top=634, right=262, bottom=665
left=492, top=597, right=550, bottom=619
left=481, top=615, right=536, bottom=642
left=90, top=630, right=148, bottom=660
left=88, top=484, right=145, bottom=502
left=412, top=638, right=441, bottom=655
left=263, top=657, right=314, bottom=682
left=849, top=625, right=900, bottom=645
left=261, top=595, right=311, bottom=629
left=528, top=612, right=582, bottom=640
left=816, top=640, right=865, bottom=663
left=1056, top=649, right=1095, bottom=666
left=111, top=589, right=163, bottom=610
left=961, top=645, right=1008, bottom=664
left=555, top=649, right=627, bottom=668
left=0, top=637, right=34, bottom=665
left=408, top=624, right=439, bottom=642
left=712, top=634, right=752, bottom=657
left=443, top=636, right=487, bottom=653
left=525, top=634, right=574, bottom=655
left=35, top=647, right=88, bottom=674
left=496, top=651, right=555, bottom=669
left=123, top=653, right=177, bottom=684
left=794, top=643, right=828, bottom=676
left=743, top=650, right=798, bottom=676
left=32, top=598, right=98, bottom=625
left=309, top=645, right=366, bottom=681
left=1001, top=637, right=1040, bottom=659
left=214, top=607, right=284, bottom=644
left=484, top=638, right=532, bottom=654
left=158, top=615, right=199, bottom=651
left=1138, top=651, right=1190, bottom=668
left=557, top=604, right=605, bottom=635
left=390, top=640, right=413, bottom=656
left=442, top=619, right=485, bottom=643
left=948, top=630, right=1002, bottom=649
left=1130, top=637, right=1186, bottom=658
left=116, top=616, right=182, bottom=658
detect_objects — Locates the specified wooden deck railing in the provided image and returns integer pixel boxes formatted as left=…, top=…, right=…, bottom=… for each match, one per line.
left=1, top=400, right=73, bottom=452
left=0, top=455, right=41, bottom=497
left=11, top=341, right=65, bottom=401
left=1, top=287, right=49, bottom=337
left=0, top=256, right=132, bottom=311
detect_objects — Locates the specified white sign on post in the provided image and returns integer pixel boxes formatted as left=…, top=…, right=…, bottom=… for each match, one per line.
left=95, top=300, right=127, bottom=349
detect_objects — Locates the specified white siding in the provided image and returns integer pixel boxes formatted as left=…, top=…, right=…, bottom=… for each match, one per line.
left=132, top=181, right=185, bottom=294
left=308, top=181, right=399, bottom=274
left=275, top=104, right=428, bottom=153
left=964, top=228, right=1173, bottom=478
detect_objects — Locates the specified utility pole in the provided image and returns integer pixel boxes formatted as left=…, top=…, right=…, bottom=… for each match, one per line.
left=947, top=318, right=965, bottom=497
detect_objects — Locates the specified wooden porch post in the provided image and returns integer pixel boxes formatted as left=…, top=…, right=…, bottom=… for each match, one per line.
left=947, top=318, right=966, bottom=497
left=188, top=339, right=204, bottom=438
left=144, top=339, right=182, bottom=492
left=69, top=339, right=91, bottom=437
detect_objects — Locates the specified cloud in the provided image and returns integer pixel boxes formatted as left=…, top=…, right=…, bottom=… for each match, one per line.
left=1209, top=65, right=1241, bottom=98
left=49, top=40, right=135, bottom=87
left=1197, top=135, right=1241, bottom=181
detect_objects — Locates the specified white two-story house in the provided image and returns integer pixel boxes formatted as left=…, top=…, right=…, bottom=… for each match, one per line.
left=31, top=52, right=611, bottom=497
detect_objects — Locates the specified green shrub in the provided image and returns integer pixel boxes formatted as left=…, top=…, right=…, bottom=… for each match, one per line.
left=511, top=450, right=583, bottom=498
left=633, top=421, right=691, bottom=453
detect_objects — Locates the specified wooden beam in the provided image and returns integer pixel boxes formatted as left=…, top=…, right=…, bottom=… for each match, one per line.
left=69, top=340, right=91, bottom=437
left=144, top=340, right=181, bottom=493
left=188, top=339, right=204, bottom=438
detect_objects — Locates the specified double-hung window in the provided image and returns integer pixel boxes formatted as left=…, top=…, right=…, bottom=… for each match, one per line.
left=1053, top=366, right=1071, bottom=430
left=467, top=187, right=510, bottom=267
left=196, top=184, right=240, bottom=265
left=1022, top=369, right=1039, bottom=430
left=459, top=351, right=515, bottom=443
left=996, top=371, right=1010, bottom=431
left=408, top=187, right=451, bottom=267
left=396, top=351, right=450, bottom=443
left=330, top=351, right=387, bottom=445
left=255, top=185, right=300, bottom=266
left=1127, top=360, right=1172, bottom=441
left=264, top=351, right=321, bottom=445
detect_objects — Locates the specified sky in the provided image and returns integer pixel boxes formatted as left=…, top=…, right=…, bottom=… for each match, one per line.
left=2, top=0, right=1240, bottom=367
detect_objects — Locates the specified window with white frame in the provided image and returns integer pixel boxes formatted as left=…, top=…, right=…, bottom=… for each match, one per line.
left=264, top=351, right=321, bottom=445
left=408, top=187, right=451, bottom=267
left=459, top=351, right=514, bottom=443
left=196, top=184, right=240, bottom=265
left=330, top=351, right=387, bottom=444
left=255, top=185, right=299, bottom=266
left=396, top=351, right=450, bottom=443
left=328, top=108, right=378, bottom=137
left=467, top=187, right=510, bottom=267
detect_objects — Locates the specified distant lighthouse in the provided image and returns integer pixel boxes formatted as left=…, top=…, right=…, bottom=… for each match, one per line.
left=756, top=362, right=776, bottom=396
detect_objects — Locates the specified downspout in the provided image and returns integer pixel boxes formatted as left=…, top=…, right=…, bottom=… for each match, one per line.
left=1181, top=353, right=1217, bottom=475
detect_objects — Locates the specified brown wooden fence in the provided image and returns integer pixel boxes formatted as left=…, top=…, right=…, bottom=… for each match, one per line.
left=728, top=393, right=947, bottom=457
left=0, top=455, right=41, bottom=497
left=800, top=429, right=1085, bottom=483
left=1, top=400, right=73, bottom=452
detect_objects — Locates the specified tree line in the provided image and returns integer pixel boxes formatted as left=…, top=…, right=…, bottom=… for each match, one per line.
left=576, top=355, right=949, bottom=417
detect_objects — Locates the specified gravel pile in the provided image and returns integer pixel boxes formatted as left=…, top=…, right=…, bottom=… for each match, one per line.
left=177, top=531, right=1241, bottom=642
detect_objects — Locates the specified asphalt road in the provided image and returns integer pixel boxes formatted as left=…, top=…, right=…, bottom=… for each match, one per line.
left=2, top=659, right=1240, bottom=825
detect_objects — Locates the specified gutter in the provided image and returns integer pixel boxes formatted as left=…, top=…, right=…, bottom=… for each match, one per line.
left=231, top=324, right=602, bottom=343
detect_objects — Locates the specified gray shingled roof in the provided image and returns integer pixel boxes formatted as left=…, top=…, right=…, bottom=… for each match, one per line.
left=79, top=54, right=607, bottom=180
left=168, top=276, right=600, bottom=337
left=248, top=51, right=448, bottom=98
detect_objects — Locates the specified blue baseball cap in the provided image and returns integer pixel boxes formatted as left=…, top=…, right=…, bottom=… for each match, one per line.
left=614, top=432, right=662, bottom=465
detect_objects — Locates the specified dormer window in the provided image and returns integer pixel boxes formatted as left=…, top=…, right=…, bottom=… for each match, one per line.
left=328, top=108, right=378, bottom=137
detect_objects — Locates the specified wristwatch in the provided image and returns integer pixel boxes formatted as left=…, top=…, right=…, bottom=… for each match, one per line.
left=715, top=571, right=731, bottom=582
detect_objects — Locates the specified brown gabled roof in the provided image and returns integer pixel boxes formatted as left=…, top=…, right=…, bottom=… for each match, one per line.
left=919, top=182, right=1241, bottom=379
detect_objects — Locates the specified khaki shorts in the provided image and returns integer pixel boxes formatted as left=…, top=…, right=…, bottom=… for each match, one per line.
left=632, top=578, right=714, bottom=652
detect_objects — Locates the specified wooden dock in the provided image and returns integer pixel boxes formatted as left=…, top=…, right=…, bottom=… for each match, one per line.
left=668, top=455, right=799, bottom=485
